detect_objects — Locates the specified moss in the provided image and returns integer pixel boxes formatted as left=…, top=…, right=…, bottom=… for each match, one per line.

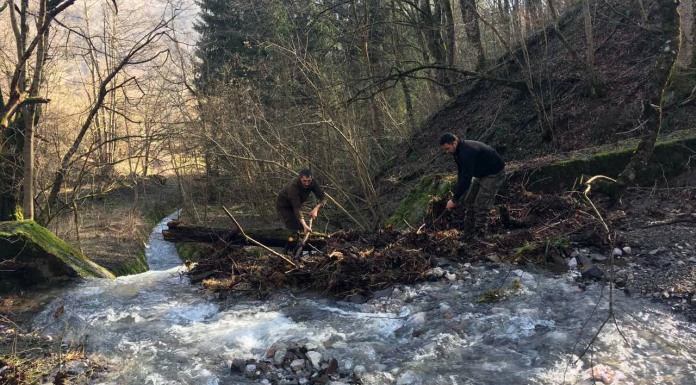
left=0, top=221, right=114, bottom=290
left=387, top=175, right=454, bottom=227
left=476, top=279, right=522, bottom=303
left=509, top=135, right=696, bottom=193
left=109, top=248, right=149, bottom=276
left=546, top=236, right=569, bottom=250
left=476, top=289, right=503, bottom=303
left=175, top=243, right=203, bottom=262
left=514, top=241, right=539, bottom=258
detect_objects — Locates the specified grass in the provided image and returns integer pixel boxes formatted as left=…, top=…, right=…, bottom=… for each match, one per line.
left=0, top=325, right=107, bottom=385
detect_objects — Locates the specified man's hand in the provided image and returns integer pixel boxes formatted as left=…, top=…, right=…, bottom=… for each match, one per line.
left=446, top=199, right=457, bottom=210
left=302, top=217, right=314, bottom=234
left=309, top=207, right=319, bottom=219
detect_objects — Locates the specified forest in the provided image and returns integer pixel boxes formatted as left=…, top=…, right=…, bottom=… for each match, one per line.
left=1, top=0, right=696, bottom=384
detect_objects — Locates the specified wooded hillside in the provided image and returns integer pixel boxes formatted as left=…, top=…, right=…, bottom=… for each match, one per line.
left=1, top=0, right=694, bottom=234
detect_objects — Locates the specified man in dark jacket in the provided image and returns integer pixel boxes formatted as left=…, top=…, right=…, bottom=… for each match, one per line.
left=276, top=168, right=327, bottom=233
left=440, top=133, right=505, bottom=235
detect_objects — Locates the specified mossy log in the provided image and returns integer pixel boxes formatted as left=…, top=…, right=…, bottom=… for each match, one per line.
left=162, top=221, right=326, bottom=249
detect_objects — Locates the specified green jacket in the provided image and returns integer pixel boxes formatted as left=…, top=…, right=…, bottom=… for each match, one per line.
left=275, top=177, right=327, bottom=221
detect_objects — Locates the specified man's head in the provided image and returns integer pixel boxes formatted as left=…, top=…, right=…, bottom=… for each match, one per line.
left=439, top=133, right=459, bottom=154
left=298, top=168, right=313, bottom=188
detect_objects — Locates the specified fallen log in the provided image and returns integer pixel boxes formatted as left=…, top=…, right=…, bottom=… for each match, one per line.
left=162, top=221, right=326, bottom=249
left=163, top=221, right=235, bottom=242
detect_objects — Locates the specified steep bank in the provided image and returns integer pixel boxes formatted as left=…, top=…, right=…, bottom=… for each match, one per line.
left=377, top=0, right=695, bottom=216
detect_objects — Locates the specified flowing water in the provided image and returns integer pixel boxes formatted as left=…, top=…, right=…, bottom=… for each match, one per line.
left=32, top=214, right=696, bottom=385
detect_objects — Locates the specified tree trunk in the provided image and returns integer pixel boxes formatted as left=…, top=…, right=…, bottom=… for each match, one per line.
left=0, top=123, right=22, bottom=221
left=460, top=0, right=486, bottom=70
left=496, top=0, right=511, bottom=46
left=418, top=0, right=457, bottom=96
left=21, top=113, right=34, bottom=219
left=581, top=0, right=602, bottom=97
left=616, top=0, right=680, bottom=193
left=674, top=0, right=696, bottom=102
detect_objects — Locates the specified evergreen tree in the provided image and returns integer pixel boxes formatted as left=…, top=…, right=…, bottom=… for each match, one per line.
left=193, top=0, right=269, bottom=92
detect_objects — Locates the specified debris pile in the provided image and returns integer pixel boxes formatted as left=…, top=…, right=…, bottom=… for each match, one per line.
left=187, top=227, right=447, bottom=299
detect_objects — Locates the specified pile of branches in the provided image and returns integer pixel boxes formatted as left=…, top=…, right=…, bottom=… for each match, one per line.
left=186, top=227, right=446, bottom=299
left=186, top=184, right=615, bottom=299
left=421, top=184, right=613, bottom=266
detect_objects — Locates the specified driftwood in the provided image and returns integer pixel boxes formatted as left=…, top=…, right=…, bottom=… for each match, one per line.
left=163, top=221, right=235, bottom=242
left=221, top=205, right=297, bottom=268
left=162, top=221, right=326, bottom=249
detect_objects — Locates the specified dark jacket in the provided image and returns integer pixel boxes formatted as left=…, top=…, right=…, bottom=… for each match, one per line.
left=452, top=140, right=505, bottom=201
left=275, top=177, right=326, bottom=222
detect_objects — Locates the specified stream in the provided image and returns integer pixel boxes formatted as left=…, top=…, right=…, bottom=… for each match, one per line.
left=32, top=214, right=696, bottom=385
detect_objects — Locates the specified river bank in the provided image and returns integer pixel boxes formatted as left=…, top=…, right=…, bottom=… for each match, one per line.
left=0, top=177, right=181, bottom=385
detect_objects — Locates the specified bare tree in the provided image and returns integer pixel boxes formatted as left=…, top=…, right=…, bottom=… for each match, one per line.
left=0, top=0, right=75, bottom=220
left=615, top=0, right=681, bottom=194
left=41, top=6, right=178, bottom=223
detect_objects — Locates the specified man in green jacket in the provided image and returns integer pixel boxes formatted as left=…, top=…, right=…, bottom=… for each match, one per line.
left=276, top=168, right=327, bottom=233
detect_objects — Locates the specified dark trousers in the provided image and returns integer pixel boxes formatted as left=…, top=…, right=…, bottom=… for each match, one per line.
left=463, top=172, right=505, bottom=232
left=276, top=205, right=302, bottom=231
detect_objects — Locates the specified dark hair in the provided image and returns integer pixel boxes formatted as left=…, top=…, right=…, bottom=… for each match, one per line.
left=439, top=133, right=458, bottom=145
left=299, top=168, right=312, bottom=178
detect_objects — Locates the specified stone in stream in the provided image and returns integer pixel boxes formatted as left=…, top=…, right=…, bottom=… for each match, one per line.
left=230, top=358, right=246, bottom=373
left=290, top=358, right=306, bottom=372
left=306, top=351, right=323, bottom=370
left=326, top=357, right=339, bottom=375
left=581, top=265, right=604, bottom=280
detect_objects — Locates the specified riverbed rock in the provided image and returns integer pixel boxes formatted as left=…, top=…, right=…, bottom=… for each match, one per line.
left=244, top=364, right=258, bottom=378
left=306, top=351, right=322, bottom=369
left=290, top=359, right=306, bottom=372
left=581, top=265, right=604, bottom=280
left=230, top=358, right=246, bottom=373
left=275, top=349, right=288, bottom=365
left=326, top=358, right=339, bottom=375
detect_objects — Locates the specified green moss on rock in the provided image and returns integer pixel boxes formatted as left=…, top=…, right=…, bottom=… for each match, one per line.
left=0, top=220, right=115, bottom=291
left=109, top=248, right=149, bottom=276
left=387, top=175, right=454, bottom=227
left=509, top=135, right=696, bottom=193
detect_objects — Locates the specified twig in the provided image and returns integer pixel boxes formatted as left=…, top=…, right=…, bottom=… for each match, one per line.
left=402, top=219, right=416, bottom=231
left=573, top=175, right=632, bottom=358
left=221, top=205, right=297, bottom=268
left=641, top=213, right=696, bottom=228
left=294, top=218, right=313, bottom=260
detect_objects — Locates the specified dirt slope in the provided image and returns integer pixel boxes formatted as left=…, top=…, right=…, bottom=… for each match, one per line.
left=378, top=0, right=694, bottom=212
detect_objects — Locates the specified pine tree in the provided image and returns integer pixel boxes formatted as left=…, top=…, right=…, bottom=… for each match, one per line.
left=193, top=0, right=268, bottom=92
